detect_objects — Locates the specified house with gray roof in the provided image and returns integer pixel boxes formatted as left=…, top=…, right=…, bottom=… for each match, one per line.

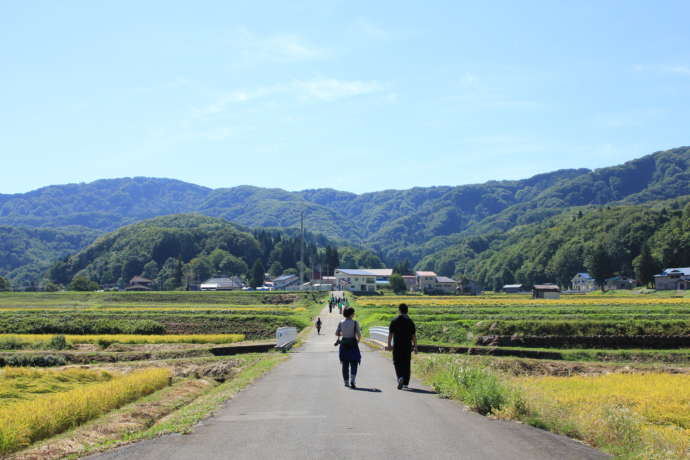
left=654, top=267, right=690, bottom=290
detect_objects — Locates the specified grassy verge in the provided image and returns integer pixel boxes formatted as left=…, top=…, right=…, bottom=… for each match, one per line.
left=414, top=354, right=690, bottom=459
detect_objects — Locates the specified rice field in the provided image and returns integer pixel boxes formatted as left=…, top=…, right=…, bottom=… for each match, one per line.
left=0, top=333, right=245, bottom=347
left=355, top=293, right=690, bottom=352
left=514, top=373, right=690, bottom=458
left=0, top=367, right=170, bottom=454
left=0, top=291, right=324, bottom=340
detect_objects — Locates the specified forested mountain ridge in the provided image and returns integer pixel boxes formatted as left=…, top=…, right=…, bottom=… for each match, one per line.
left=418, top=195, right=690, bottom=290
left=1, top=146, right=689, bottom=288
left=0, top=226, right=100, bottom=287
left=2, top=147, right=688, bottom=255
left=0, top=178, right=211, bottom=230
left=45, top=214, right=382, bottom=290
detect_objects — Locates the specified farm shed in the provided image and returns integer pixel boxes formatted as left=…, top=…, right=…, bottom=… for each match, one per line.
left=532, top=284, right=561, bottom=299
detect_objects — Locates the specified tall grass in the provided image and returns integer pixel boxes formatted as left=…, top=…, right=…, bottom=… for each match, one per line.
left=415, top=355, right=690, bottom=459
left=415, top=355, right=510, bottom=415
left=0, top=367, right=170, bottom=454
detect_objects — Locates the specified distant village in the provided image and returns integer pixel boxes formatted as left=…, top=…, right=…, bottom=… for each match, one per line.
left=124, top=266, right=690, bottom=297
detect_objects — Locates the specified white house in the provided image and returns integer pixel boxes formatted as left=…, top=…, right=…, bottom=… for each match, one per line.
left=416, top=271, right=438, bottom=292
left=571, top=272, right=596, bottom=292
left=334, top=269, right=377, bottom=292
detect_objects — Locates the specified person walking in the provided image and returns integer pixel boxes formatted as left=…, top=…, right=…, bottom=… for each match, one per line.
left=386, top=303, right=417, bottom=390
left=315, top=317, right=322, bottom=335
left=335, top=307, right=362, bottom=388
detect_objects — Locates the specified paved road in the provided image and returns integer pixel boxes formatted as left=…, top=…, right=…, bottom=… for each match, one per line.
left=88, top=299, right=606, bottom=460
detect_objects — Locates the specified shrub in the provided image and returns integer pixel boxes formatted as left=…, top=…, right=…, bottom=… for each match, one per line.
left=47, top=335, right=68, bottom=350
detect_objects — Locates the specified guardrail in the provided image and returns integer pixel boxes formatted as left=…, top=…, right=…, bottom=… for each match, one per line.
left=369, top=326, right=389, bottom=344
left=276, top=326, right=298, bottom=350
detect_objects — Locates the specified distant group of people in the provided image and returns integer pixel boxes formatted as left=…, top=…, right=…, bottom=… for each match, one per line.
left=327, top=294, right=348, bottom=315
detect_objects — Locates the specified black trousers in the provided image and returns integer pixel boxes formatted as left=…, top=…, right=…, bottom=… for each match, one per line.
left=341, top=360, right=358, bottom=383
left=393, top=348, right=412, bottom=385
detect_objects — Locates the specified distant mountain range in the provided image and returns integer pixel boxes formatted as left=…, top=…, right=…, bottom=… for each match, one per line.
left=1, top=146, right=689, bottom=287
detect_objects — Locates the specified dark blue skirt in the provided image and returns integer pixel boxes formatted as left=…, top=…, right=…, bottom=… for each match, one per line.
left=339, top=341, right=361, bottom=363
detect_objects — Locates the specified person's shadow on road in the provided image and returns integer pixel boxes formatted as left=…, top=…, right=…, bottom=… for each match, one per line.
left=403, top=388, right=436, bottom=394
left=350, top=387, right=382, bottom=392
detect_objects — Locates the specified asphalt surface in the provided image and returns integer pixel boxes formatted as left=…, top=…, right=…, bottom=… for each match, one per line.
left=87, top=300, right=607, bottom=460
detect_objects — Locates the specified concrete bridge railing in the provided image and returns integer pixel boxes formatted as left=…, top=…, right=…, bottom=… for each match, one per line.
left=276, top=326, right=298, bottom=350
left=369, top=326, right=389, bottom=344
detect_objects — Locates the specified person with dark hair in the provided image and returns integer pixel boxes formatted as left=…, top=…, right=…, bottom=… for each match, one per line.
left=335, top=306, right=362, bottom=388
left=315, top=317, right=322, bottom=335
left=386, top=303, right=417, bottom=389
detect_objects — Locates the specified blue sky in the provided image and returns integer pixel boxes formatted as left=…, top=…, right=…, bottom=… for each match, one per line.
left=1, top=1, right=689, bottom=194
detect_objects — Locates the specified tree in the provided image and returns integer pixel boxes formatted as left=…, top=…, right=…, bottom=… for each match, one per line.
left=393, top=260, right=413, bottom=275
left=585, top=243, right=614, bottom=291
left=218, top=254, right=248, bottom=276
left=250, top=259, right=265, bottom=288
left=633, top=244, right=658, bottom=287
left=69, top=276, right=99, bottom=291
left=389, top=273, right=407, bottom=294
left=0, top=276, right=10, bottom=292
left=142, top=260, right=159, bottom=279
left=268, top=261, right=284, bottom=278
left=43, top=281, right=61, bottom=292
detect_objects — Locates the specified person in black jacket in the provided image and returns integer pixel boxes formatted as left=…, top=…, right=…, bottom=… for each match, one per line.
left=386, top=303, right=417, bottom=390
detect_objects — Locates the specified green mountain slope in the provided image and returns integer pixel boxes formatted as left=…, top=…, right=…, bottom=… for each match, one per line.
left=45, top=214, right=383, bottom=290
left=0, top=146, right=689, bottom=287
left=0, top=226, right=100, bottom=287
left=418, top=196, right=690, bottom=290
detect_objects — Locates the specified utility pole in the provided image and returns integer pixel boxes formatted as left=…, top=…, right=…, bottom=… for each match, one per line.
left=299, top=211, right=305, bottom=287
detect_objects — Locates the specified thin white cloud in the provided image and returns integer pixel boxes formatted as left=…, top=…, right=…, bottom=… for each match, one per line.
left=295, top=78, right=384, bottom=101
left=193, top=78, right=386, bottom=118
left=354, top=19, right=389, bottom=40
left=230, top=27, right=329, bottom=64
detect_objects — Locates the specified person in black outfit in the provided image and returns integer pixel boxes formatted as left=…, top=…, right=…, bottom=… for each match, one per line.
left=386, top=303, right=417, bottom=390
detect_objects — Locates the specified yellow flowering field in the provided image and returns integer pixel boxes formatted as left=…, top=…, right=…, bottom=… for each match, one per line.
left=0, top=333, right=245, bottom=345
left=0, top=305, right=297, bottom=312
left=513, top=373, right=690, bottom=458
left=0, top=367, right=170, bottom=454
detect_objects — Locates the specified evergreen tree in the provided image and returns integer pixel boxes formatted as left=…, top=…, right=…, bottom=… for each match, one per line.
left=250, top=259, right=265, bottom=288
left=633, top=244, right=658, bottom=287
left=0, top=276, right=10, bottom=292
